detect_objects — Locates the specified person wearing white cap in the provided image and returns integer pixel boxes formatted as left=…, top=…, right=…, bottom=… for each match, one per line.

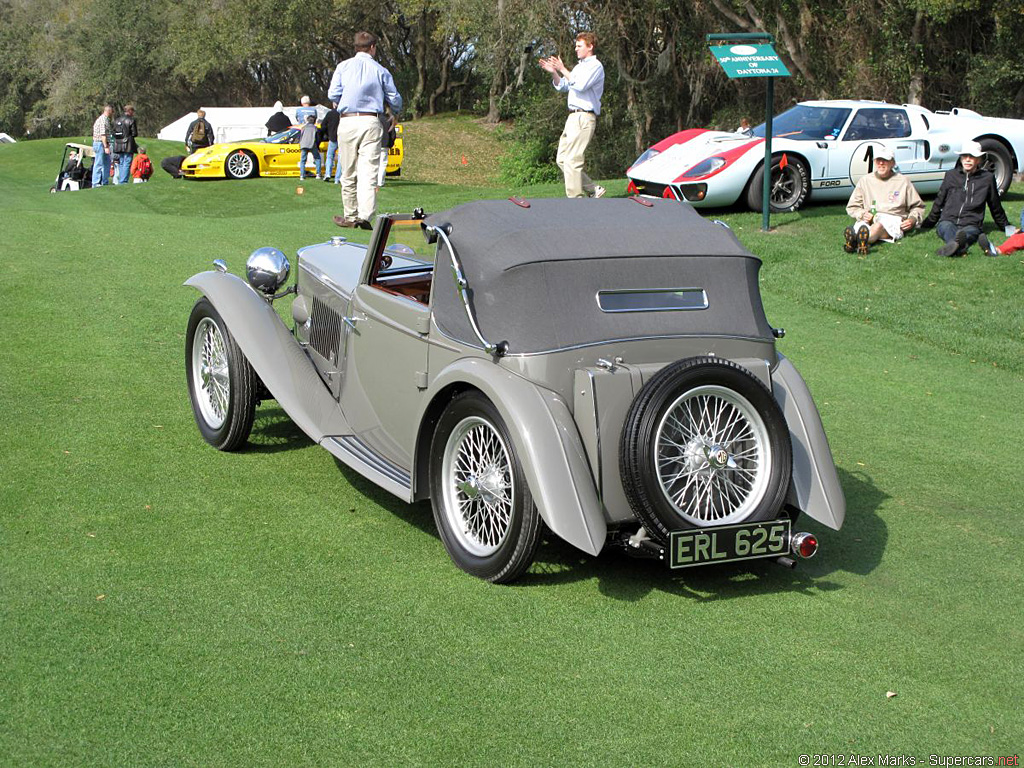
left=921, top=139, right=1014, bottom=257
left=843, top=146, right=925, bottom=255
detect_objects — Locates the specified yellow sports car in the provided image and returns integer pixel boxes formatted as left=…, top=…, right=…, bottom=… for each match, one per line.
left=181, top=124, right=405, bottom=180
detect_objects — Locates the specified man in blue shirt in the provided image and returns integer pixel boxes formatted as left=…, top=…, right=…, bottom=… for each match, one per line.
left=327, top=31, right=404, bottom=230
left=295, top=96, right=317, bottom=125
left=539, top=32, right=605, bottom=199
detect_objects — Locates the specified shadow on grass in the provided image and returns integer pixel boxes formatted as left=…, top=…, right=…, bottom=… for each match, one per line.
left=519, top=466, right=888, bottom=600
left=324, top=438, right=890, bottom=600
left=245, top=406, right=314, bottom=453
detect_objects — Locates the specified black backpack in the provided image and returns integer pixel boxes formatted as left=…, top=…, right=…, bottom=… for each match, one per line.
left=113, top=116, right=128, bottom=141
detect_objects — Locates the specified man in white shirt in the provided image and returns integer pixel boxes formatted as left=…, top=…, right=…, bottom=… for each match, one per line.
left=539, top=32, right=605, bottom=199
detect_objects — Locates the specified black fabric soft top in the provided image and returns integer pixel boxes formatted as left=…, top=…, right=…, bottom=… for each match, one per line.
left=422, top=197, right=773, bottom=354
left=424, top=197, right=755, bottom=278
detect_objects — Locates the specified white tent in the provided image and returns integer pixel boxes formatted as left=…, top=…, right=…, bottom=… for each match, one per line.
left=0, top=132, right=16, bottom=143
left=156, top=105, right=329, bottom=145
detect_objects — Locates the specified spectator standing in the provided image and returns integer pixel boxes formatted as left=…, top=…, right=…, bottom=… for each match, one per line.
left=91, top=104, right=114, bottom=187
left=298, top=114, right=323, bottom=180
left=842, top=147, right=924, bottom=255
left=921, top=140, right=1014, bottom=257
left=185, top=109, right=214, bottom=154
left=112, top=104, right=139, bottom=185
left=266, top=101, right=291, bottom=135
left=130, top=146, right=153, bottom=183
left=539, top=32, right=606, bottom=199
left=295, top=95, right=317, bottom=125
left=322, top=102, right=341, bottom=182
left=327, top=31, right=403, bottom=229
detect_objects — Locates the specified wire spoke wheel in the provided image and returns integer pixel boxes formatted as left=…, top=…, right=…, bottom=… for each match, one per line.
left=442, top=416, right=515, bottom=556
left=191, top=317, right=230, bottom=429
left=185, top=298, right=258, bottom=451
left=429, top=391, right=541, bottom=583
left=619, top=357, right=793, bottom=542
left=655, top=385, right=771, bottom=526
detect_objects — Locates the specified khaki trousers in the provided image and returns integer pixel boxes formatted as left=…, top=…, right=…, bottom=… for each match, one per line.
left=556, top=112, right=597, bottom=198
left=337, top=116, right=383, bottom=221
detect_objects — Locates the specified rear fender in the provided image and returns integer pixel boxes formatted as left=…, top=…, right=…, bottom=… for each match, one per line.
left=772, top=355, right=846, bottom=529
left=185, top=271, right=349, bottom=441
left=418, top=358, right=606, bottom=556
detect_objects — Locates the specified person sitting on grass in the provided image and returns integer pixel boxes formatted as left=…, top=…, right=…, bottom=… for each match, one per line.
left=920, top=139, right=1014, bottom=257
left=843, top=147, right=924, bottom=255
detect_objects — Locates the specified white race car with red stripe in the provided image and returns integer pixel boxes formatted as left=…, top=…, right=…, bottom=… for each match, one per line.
left=625, top=100, right=1024, bottom=212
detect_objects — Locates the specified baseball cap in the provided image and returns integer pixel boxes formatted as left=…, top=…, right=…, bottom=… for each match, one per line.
left=960, top=139, right=983, bottom=157
left=874, top=147, right=895, bottom=162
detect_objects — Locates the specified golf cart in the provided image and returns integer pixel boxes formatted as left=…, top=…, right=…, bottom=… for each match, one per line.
left=50, top=142, right=95, bottom=193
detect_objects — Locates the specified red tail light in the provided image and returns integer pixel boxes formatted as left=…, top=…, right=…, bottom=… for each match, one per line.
left=791, top=532, right=818, bottom=559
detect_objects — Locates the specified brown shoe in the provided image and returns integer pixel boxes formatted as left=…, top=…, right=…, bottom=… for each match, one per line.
left=856, top=225, right=870, bottom=255
left=333, top=215, right=356, bottom=228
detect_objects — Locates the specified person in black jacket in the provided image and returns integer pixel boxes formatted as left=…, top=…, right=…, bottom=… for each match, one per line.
left=266, top=101, right=291, bottom=135
left=185, top=110, right=214, bottom=154
left=111, top=104, right=138, bottom=184
left=921, top=139, right=1014, bottom=257
left=321, top=102, right=341, bottom=182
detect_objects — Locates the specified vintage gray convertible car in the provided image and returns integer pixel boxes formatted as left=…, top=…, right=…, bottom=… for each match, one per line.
left=185, top=198, right=845, bottom=582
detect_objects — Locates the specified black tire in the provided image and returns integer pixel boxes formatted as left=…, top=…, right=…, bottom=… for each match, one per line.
left=977, top=138, right=1012, bottom=196
left=429, top=391, right=541, bottom=583
left=225, top=149, right=258, bottom=179
left=619, top=357, right=792, bottom=543
left=185, top=297, right=258, bottom=451
left=746, top=155, right=810, bottom=212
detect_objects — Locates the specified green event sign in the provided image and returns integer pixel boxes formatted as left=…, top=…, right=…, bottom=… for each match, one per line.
left=709, top=44, right=790, bottom=78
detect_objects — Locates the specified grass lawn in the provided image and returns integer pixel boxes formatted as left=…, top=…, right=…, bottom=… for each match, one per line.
left=1, top=124, right=1022, bottom=766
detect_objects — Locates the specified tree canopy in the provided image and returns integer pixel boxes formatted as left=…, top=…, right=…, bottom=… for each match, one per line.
left=3, top=0, right=1021, bottom=176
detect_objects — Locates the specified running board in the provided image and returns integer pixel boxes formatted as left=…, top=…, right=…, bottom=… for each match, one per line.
left=321, top=435, right=414, bottom=503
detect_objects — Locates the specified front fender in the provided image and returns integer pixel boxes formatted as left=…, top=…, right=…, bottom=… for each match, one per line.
left=772, top=355, right=846, bottom=530
left=185, top=271, right=349, bottom=441
left=420, top=358, right=606, bottom=556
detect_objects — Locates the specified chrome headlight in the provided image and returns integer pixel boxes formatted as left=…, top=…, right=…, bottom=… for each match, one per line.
left=246, top=247, right=290, bottom=295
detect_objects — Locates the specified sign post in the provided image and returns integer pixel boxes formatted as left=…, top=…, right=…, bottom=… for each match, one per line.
left=707, top=33, right=790, bottom=232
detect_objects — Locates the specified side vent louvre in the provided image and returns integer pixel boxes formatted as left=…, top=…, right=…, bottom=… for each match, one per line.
left=309, top=295, right=342, bottom=362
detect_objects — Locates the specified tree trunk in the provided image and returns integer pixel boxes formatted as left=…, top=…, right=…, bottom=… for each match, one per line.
left=907, top=10, right=926, bottom=105
left=486, top=0, right=506, bottom=123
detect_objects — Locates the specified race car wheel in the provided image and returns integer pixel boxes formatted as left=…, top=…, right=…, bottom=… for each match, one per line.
left=186, top=297, right=258, bottom=451
left=620, top=357, right=792, bottom=543
left=429, top=391, right=541, bottom=583
left=978, top=139, right=1012, bottom=196
left=225, top=150, right=257, bottom=179
left=746, top=156, right=809, bottom=213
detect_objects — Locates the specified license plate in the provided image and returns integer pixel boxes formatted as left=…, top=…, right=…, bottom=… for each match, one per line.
left=668, top=519, right=791, bottom=569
